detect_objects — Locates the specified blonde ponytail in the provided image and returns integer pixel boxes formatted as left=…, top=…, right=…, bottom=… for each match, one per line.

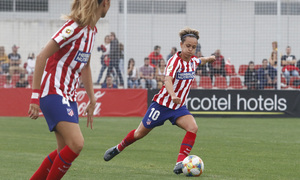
left=62, top=0, right=99, bottom=27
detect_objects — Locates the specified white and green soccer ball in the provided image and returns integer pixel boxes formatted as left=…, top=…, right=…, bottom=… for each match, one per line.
left=182, top=155, right=204, bottom=177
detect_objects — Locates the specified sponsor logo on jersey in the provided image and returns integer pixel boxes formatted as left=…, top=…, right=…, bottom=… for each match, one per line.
left=176, top=71, right=195, bottom=80
left=59, top=26, right=74, bottom=40
left=74, top=51, right=90, bottom=64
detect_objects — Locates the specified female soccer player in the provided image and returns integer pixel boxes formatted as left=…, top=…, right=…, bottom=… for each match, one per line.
left=28, top=0, right=110, bottom=179
left=104, top=27, right=215, bottom=174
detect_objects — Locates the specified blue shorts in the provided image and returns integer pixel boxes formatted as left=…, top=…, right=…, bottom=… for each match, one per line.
left=40, top=94, right=79, bottom=132
left=142, top=101, right=191, bottom=129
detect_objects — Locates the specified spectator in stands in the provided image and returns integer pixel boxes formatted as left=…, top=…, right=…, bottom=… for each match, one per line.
left=4, top=75, right=13, bottom=88
left=139, top=57, right=157, bottom=89
left=95, top=35, right=111, bottom=85
left=195, top=43, right=201, bottom=54
left=108, top=32, right=124, bottom=86
left=209, top=49, right=226, bottom=79
left=166, top=47, right=177, bottom=61
left=127, top=58, right=139, bottom=88
left=195, top=51, right=209, bottom=76
left=119, top=42, right=124, bottom=74
left=101, top=75, right=118, bottom=89
left=155, top=59, right=166, bottom=89
left=269, top=50, right=278, bottom=68
left=0, top=46, right=10, bottom=74
left=258, top=59, right=277, bottom=89
left=15, top=73, right=29, bottom=88
left=244, top=61, right=258, bottom=90
left=9, top=44, right=24, bottom=76
left=281, top=46, right=299, bottom=84
left=26, top=53, right=35, bottom=74
left=296, top=60, right=300, bottom=71
left=269, top=41, right=278, bottom=68
left=148, top=45, right=163, bottom=67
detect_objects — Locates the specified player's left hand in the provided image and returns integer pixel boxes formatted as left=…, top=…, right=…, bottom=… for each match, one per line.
left=207, top=56, right=216, bottom=63
left=84, top=102, right=95, bottom=129
left=28, top=103, right=40, bottom=119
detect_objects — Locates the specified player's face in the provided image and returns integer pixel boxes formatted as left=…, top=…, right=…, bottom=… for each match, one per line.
left=180, top=37, right=198, bottom=58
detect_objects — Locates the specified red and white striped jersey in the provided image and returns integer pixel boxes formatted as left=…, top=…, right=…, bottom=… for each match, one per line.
left=153, top=52, right=201, bottom=110
left=40, top=20, right=97, bottom=101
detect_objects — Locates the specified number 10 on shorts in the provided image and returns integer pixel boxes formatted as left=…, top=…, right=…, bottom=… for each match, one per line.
left=149, top=108, right=160, bottom=121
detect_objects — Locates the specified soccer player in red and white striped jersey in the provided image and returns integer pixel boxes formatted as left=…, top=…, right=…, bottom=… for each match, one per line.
left=103, top=27, right=215, bottom=175
left=28, top=0, right=111, bottom=179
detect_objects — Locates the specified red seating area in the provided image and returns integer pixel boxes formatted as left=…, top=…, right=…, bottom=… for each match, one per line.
left=229, top=76, right=244, bottom=89
left=214, top=76, right=228, bottom=89
left=0, top=74, right=33, bottom=88
left=289, top=76, right=300, bottom=89
left=238, top=64, right=248, bottom=76
left=0, top=63, right=298, bottom=90
left=199, top=76, right=212, bottom=89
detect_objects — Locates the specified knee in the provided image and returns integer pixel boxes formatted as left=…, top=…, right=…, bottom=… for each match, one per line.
left=69, top=137, right=84, bottom=154
left=187, top=124, right=198, bottom=134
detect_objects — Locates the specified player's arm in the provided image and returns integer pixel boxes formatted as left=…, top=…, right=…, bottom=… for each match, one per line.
left=200, top=56, right=216, bottom=65
left=164, top=76, right=181, bottom=104
left=28, top=39, right=60, bottom=120
left=81, top=57, right=96, bottom=129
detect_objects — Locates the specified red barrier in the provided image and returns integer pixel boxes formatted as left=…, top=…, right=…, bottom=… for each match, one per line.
left=0, top=88, right=147, bottom=117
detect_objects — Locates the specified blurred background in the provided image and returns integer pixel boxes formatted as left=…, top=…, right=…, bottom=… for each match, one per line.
left=1, top=0, right=300, bottom=89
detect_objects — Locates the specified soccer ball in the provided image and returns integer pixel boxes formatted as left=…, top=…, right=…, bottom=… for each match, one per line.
left=182, top=155, right=204, bottom=177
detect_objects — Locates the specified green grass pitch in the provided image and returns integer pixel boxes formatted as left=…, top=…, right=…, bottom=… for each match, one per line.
left=0, top=116, right=299, bottom=180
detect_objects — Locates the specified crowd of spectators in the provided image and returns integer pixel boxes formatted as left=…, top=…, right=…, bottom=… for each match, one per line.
left=0, top=45, right=34, bottom=88
left=94, top=38, right=300, bottom=90
left=2, top=39, right=300, bottom=90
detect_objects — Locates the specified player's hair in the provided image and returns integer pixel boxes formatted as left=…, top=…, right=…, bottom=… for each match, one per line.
left=62, top=0, right=101, bottom=27
left=179, top=27, right=199, bottom=42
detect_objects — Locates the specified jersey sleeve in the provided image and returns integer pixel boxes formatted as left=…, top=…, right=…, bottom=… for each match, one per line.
left=192, top=56, right=201, bottom=66
left=165, top=56, right=180, bottom=78
left=51, top=20, right=79, bottom=48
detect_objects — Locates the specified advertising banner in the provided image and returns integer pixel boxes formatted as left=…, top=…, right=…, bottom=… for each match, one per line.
left=148, top=89, right=300, bottom=117
left=0, top=89, right=147, bottom=117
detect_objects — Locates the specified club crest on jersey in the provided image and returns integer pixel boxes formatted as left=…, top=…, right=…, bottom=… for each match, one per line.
left=167, top=65, right=173, bottom=73
left=74, top=51, right=90, bottom=64
left=176, top=71, right=195, bottom=80
left=59, top=26, right=74, bottom=40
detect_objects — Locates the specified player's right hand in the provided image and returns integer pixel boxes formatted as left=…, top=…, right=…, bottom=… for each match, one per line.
left=172, top=96, right=181, bottom=104
left=28, top=103, right=40, bottom=119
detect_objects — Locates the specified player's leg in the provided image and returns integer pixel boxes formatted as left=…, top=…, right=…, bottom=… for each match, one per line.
left=46, top=122, right=83, bottom=180
left=104, top=101, right=170, bottom=161
left=30, top=131, right=67, bottom=180
left=104, top=121, right=152, bottom=161
left=30, top=149, right=58, bottom=180
left=119, top=121, right=152, bottom=151
left=173, top=114, right=198, bottom=174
